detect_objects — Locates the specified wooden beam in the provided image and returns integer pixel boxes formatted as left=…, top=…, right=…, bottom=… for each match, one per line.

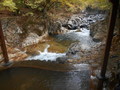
left=0, top=20, right=9, bottom=63
left=97, top=0, right=119, bottom=89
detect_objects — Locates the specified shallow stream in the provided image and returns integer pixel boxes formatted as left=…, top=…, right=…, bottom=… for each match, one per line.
left=26, top=28, right=96, bottom=61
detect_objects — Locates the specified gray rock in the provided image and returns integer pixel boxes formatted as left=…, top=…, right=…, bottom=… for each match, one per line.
left=56, top=56, right=68, bottom=64
left=48, top=21, right=64, bottom=35
left=22, top=33, right=40, bottom=47
left=1, top=18, right=22, bottom=47
left=90, top=18, right=109, bottom=42
left=66, top=42, right=104, bottom=61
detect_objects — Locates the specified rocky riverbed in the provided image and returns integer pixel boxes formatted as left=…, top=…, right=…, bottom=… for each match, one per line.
left=0, top=8, right=119, bottom=89
left=0, top=8, right=119, bottom=63
left=0, top=8, right=119, bottom=65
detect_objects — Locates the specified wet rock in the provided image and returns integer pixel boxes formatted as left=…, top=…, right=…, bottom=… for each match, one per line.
left=90, top=19, right=108, bottom=42
left=48, top=21, right=68, bottom=35
left=62, top=12, right=106, bottom=31
left=1, top=18, right=22, bottom=47
left=56, top=56, right=68, bottom=64
left=66, top=42, right=105, bottom=61
left=80, top=24, right=88, bottom=29
left=92, top=38, right=102, bottom=42
left=90, top=13, right=119, bottom=44
left=67, top=24, right=78, bottom=30
left=22, top=33, right=40, bottom=47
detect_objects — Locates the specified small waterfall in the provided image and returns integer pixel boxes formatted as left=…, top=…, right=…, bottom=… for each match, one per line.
left=43, top=44, right=50, bottom=53
left=26, top=44, right=65, bottom=61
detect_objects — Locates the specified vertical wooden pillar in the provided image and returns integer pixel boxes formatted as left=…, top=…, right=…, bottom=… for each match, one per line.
left=97, top=0, right=119, bottom=89
left=0, top=20, right=9, bottom=64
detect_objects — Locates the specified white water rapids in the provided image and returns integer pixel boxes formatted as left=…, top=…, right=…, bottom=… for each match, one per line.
left=26, top=44, right=66, bottom=61
left=26, top=28, right=91, bottom=61
left=25, top=13, right=106, bottom=61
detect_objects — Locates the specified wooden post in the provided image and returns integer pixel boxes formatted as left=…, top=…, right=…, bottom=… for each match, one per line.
left=97, top=0, right=119, bottom=89
left=0, top=20, right=9, bottom=64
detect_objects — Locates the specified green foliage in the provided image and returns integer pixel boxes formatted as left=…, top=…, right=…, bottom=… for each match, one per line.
left=25, top=0, right=44, bottom=9
left=0, top=0, right=17, bottom=11
left=0, top=0, right=111, bottom=13
left=23, top=12, right=34, bottom=16
left=80, top=0, right=111, bottom=9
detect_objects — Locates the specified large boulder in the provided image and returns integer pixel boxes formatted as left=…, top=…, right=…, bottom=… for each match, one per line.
left=22, top=33, right=41, bottom=47
left=90, top=13, right=119, bottom=43
left=66, top=42, right=105, bottom=61
left=56, top=56, right=68, bottom=64
left=48, top=21, right=68, bottom=35
left=21, top=32, right=48, bottom=48
left=90, top=18, right=108, bottom=42
left=1, top=18, right=22, bottom=47
left=1, top=16, right=48, bottom=48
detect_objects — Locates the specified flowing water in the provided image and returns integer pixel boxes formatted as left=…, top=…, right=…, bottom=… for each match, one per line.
left=25, top=13, right=106, bottom=61
left=26, top=28, right=96, bottom=61
left=26, top=44, right=66, bottom=61
left=55, top=28, right=96, bottom=50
